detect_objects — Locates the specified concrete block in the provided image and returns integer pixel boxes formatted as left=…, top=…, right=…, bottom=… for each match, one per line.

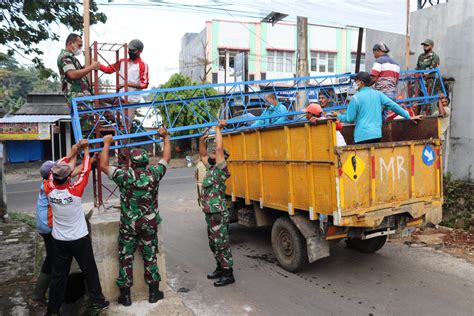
left=87, top=202, right=166, bottom=302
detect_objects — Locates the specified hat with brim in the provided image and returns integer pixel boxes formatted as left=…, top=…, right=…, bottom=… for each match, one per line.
left=40, top=160, right=55, bottom=179
left=304, top=103, right=323, bottom=116
left=51, top=162, right=73, bottom=180
left=350, top=72, right=371, bottom=85
left=421, top=39, right=434, bottom=46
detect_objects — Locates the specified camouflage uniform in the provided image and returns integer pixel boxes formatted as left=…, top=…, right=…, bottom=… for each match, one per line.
left=57, top=49, right=94, bottom=131
left=200, top=161, right=233, bottom=270
left=108, top=149, right=167, bottom=288
left=415, top=50, right=441, bottom=114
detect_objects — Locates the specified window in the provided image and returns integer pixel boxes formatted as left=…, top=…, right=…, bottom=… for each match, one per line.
left=310, top=52, right=337, bottom=73
left=350, top=53, right=366, bottom=72
left=218, top=50, right=244, bottom=72
left=267, top=50, right=295, bottom=73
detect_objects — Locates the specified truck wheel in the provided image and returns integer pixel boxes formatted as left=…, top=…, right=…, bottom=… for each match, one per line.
left=271, top=217, right=308, bottom=272
left=345, top=236, right=387, bottom=253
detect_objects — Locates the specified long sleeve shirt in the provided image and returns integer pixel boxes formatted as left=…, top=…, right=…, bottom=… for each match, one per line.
left=251, top=103, right=288, bottom=127
left=338, top=87, right=410, bottom=143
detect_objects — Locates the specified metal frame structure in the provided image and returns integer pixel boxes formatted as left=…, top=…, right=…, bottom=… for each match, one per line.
left=72, top=68, right=445, bottom=206
left=72, top=68, right=445, bottom=149
left=86, top=41, right=130, bottom=207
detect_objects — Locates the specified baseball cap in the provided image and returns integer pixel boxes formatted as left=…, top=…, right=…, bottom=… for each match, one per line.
left=51, top=162, right=73, bottom=180
left=421, top=39, right=434, bottom=46
left=304, top=103, right=323, bottom=116
left=130, top=148, right=149, bottom=165
left=372, top=42, right=390, bottom=53
left=129, top=39, right=144, bottom=51
left=40, top=160, right=55, bottom=179
left=351, top=72, right=371, bottom=85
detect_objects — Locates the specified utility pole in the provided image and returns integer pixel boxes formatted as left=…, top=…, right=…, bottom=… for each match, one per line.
left=296, top=16, right=309, bottom=110
left=83, top=0, right=91, bottom=79
left=405, top=0, right=411, bottom=69
left=0, top=142, right=8, bottom=223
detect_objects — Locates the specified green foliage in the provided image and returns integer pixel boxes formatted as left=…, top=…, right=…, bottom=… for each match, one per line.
left=9, top=212, right=35, bottom=229
left=0, top=0, right=107, bottom=78
left=441, top=178, right=474, bottom=230
left=160, top=73, right=221, bottom=135
left=0, top=53, right=61, bottom=114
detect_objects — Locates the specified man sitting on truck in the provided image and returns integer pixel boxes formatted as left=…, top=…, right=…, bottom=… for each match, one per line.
left=251, top=93, right=288, bottom=127
left=337, top=72, right=422, bottom=144
left=198, top=120, right=235, bottom=287
left=304, top=103, right=346, bottom=146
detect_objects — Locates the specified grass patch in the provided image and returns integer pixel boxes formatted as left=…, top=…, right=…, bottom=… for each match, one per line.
left=441, top=179, right=474, bottom=230
left=9, top=212, right=35, bottom=229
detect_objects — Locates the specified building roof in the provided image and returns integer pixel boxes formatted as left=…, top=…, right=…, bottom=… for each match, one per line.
left=0, top=115, right=70, bottom=124
left=16, top=93, right=69, bottom=115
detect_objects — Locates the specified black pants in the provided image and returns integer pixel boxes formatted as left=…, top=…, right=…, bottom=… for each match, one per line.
left=356, top=138, right=382, bottom=144
left=40, top=233, right=53, bottom=274
left=47, top=235, right=105, bottom=314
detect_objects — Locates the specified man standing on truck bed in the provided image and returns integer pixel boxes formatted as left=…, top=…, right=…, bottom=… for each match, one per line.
left=198, top=120, right=235, bottom=287
left=338, top=72, right=421, bottom=144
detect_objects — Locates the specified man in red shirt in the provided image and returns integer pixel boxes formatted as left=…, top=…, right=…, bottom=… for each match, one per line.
left=44, top=140, right=109, bottom=315
left=100, top=39, right=149, bottom=121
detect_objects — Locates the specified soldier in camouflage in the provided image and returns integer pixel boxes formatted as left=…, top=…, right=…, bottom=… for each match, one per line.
left=100, top=129, right=171, bottom=306
left=416, top=39, right=441, bottom=114
left=57, top=33, right=100, bottom=131
left=198, top=120, right=235, bottom=287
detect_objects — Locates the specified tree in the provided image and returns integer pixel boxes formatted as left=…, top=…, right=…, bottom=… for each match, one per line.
left=160, top=73, right=221, bottom=153
left=0, top=0, right=107, bottom=78
left=160, top=73, right=221, bottom=134
left=0, top=53, right=61, bottom=114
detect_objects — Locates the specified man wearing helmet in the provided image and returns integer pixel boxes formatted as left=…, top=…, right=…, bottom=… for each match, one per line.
left=198, top=120, right=235, bottom=287
left=99, top=127, right=171, bottom=306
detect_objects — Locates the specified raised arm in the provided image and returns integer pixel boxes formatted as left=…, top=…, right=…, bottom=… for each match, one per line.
left=69, top=140, right=91, bottom=197
left=64, top=143, right=80, bottom=170
left=199, top=131, right=209, bottom=163
left=215, top=120, right=227, bottom=165
left=100, top=135, right=115, bottom=175
left=158, top=127, right=171, bottom=163
left=66, top=61, right=100, bottom=80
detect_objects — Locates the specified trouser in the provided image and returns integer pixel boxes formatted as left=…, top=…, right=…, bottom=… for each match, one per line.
left=47, top=235, right=105, bottom=314
left=40, top=233, right=53, bottom=274
left=356, top=138, right=382, bottom=144
left=117, top=216, right=160, bottom=288
left=205, top=212, right=234, bottom=270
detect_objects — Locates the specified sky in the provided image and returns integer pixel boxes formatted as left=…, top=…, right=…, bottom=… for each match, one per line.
left=2, top=0, right=442, bottom=87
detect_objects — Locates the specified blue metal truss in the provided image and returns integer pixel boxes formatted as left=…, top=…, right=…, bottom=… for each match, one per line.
left=71, top=69, right=446, bottom=153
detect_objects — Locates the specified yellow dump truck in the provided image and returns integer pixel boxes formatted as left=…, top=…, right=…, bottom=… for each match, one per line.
left=224, top=117, right=443, bottom=271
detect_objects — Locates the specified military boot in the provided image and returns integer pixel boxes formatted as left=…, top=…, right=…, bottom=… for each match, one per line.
left=213, top=268, right=235, bottom=287
left=32, top=272, right=50, bottom=305
left=207, top=264, right=223, bottom=279
left=148, top=284, right=164, bottom=303
left=118, top=287, right=132, bottom=306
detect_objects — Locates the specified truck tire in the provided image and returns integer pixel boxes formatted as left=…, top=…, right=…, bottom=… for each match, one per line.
left=271, top=217, right=308, bottom=272
left=345, top=236, right=387, bottom=253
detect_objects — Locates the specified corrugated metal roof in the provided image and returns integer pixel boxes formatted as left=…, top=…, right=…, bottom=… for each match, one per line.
left=0, top=115, right=70, bottom=123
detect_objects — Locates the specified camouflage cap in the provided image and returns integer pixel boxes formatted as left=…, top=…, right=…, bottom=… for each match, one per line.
left=51, top=161, right=72, bottom=180
left=421, top=39, right=434, bottom=46
left=130, top=148, right=149, bottom=165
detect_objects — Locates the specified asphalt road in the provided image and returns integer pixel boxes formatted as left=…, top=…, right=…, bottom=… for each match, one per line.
left=7, top=167, right=474, bottom=315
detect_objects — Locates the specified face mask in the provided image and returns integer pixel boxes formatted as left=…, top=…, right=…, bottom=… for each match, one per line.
left=128, top=51, right=139, bottom=60
left=208, top=157, right=216, bottom=166
left=73, top=47, right=82, bottom=56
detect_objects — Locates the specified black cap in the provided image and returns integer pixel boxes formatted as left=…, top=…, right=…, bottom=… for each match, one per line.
left=351, top=72, right=371, bottom=85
